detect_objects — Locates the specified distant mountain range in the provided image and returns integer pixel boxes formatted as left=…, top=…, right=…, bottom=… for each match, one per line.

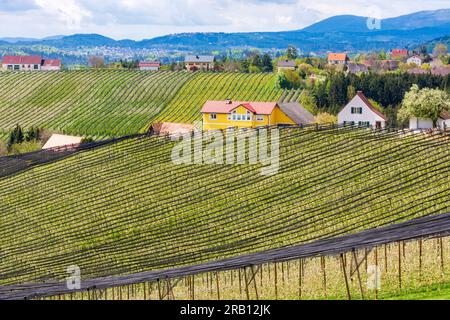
left=1, top=9, right=450, bottom=54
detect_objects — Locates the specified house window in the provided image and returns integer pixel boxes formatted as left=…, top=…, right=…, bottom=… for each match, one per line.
left=7, top=65, right=13, bottom=70
left=351, top=107, right=363, bottom=114
left=256, top=116, right=264, bottom=122
left=246, top=111, right=251, bottom=121
left=14, top=65, right=20, bottom=70
left=358, top=121, right=370, bottom=127
left=209, top=113, right=217, bottom=120
left=231, top=111, right=237, bottom=121
left=34, top=65, right=39, bottom=70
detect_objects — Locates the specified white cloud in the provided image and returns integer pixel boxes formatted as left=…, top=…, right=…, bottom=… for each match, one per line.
left=0, top=0, right=448, bottom=39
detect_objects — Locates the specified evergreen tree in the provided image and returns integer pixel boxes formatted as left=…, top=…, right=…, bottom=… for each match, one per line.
left=261, top=54, right=273, bottom=72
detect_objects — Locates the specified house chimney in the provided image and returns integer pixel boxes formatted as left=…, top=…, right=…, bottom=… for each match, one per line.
left=225, top=99, right=232, bottom=104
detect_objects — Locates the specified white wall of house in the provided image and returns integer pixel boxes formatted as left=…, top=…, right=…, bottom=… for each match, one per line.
left=338, top=95, right=386, bottom=128
left=2, top=63, right=41, bottom=71
left=41, top=65, right=61, bottom=71
left=409, top=118, right=434, bottom=130
left=407, top=56, right=423, bottom=66
left=410, top=117, right=450, bottom=130
left=140, top=66, right=159, bottom=71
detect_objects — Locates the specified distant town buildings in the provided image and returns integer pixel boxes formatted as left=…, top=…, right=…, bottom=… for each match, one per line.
left=1, top=55, right=61, bottom=71
left=185, top=55, right=214, bottom=72
left=139, top=61, right=161, bottom=71
left=338, top=91, right=387, bottom=129
left=327, top=53, right=349, bottom=65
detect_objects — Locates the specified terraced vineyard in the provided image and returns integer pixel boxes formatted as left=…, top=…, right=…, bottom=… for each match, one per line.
left=0, top=70, right=283, bottom=138
left=0, top=126, right=449, bottom=289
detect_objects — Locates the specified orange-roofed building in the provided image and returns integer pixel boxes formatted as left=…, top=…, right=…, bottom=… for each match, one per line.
left=391, top=49, right=409, bottom=59
left=201, top=100, right=314, bottom=131
left=327, top=53, right=349, bottom=65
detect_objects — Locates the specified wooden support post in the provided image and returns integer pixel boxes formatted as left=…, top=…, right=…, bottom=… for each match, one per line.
left=192, top=276, right=195, bottom=300
left=238, top=269, right=242, bottom=298
left=419, top=238, right=423, bottom=281
left=321, top=256, right=327, bottom=299
left=157, top=280, right=162, bottom=300
left=166, top=278, right=172, bottom=300
left=398, top=242, right=402, bottom=290
left=244, top=268, right=250, bottom=300
left=298, top=259, right=303, bottom=300
left=352, top=250, right=365, bottom=300
left=374, top=247, right=379, bottom=300
left=340, top=254, right=351, bottom=300
left=384, top=244, right=388, bottom=273
left=143, top=282, right=147, bottom=301
left=251, top=266, right=259, bottom=300
left=216, top=272, right=220, bottom=300
left=440, top=237, right=445, bottom=275
left=274, top=262, right=278, bottom=300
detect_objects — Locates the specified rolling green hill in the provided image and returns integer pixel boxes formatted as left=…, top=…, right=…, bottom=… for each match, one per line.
left=0, top=126, right=448, bottom=286
left=0, top=70, right=283, bottom=139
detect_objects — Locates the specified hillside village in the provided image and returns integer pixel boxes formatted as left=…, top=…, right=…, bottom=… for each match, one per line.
left=0, top=42, right=449, bottom=155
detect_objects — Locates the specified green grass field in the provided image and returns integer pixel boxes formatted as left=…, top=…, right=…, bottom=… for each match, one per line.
left=0, top=126, right=449, bottom=289
left=0, top=70, right=284, bottom=138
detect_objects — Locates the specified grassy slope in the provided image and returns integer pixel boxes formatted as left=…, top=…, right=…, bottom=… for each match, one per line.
left=0, top=127, right=449, bottom=286
left=0, top=70, right=283, bottom=138
left=385, top=283, right=450, bottom=300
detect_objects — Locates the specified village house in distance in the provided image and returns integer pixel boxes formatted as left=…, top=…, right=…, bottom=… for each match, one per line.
left=338, top=92, right=387, bottom=129
left=277, top=60, right=297, bottom=72
left=1, top=55, right=61, bottom=71
left=201, top=100, right=315, bottom=131
left=185, top=55, right=214, bottom=72
left=139, top=61, right=161, bottom=71
left=327, top=53, right=349, bottom=65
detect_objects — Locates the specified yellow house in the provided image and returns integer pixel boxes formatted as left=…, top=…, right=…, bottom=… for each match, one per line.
left=201, top=100, right=315, bottom=131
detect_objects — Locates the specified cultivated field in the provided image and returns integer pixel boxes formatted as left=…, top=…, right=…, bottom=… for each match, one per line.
left=0, top=70, right=284, bottom=138
left=0, top=126, right=449, bottom=297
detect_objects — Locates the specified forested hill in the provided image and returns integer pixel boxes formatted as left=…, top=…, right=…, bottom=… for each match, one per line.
left=2, top=9, right=450, bottom=52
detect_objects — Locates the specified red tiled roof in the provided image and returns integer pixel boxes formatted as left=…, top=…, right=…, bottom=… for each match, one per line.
left=201, top=101, right=278, bottom=115
left=43, top=59, right=61, bottom=67
left=139, top=61, right=160, bottom=67
left=356, top=91, right=387, bottom=121
left=328, top=53, right=348, bottom=61
left=2, top=55, right=42, bottom=65
left=391, top=49, right=408, bottom=58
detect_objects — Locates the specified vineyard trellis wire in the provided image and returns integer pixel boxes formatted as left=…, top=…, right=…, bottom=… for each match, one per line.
left=1, top=212, right=450, bottom=300
left=0, top=125, right=449, bottom=299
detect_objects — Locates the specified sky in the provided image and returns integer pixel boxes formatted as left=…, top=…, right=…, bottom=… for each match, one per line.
left=0, top=0, right=449, bottom=40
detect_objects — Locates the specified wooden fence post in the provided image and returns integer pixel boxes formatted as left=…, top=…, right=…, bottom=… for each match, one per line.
left=340, top=253, right=351, bottom=300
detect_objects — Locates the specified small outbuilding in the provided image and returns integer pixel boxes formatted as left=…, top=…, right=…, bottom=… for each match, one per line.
left=42, top=134, right=83, bottom=150
left=150, top=122, right=197, bottom=138
left=409, top=112, right=450, bottom=131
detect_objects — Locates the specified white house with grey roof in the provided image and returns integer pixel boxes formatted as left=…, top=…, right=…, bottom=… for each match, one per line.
left=185, top=55, right=214, bottom=72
